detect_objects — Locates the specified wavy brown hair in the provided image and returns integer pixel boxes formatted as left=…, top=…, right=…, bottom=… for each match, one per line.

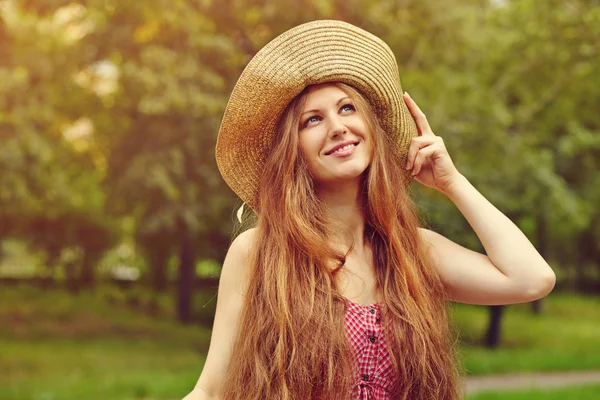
left=221, top=83, right=463, bottom=400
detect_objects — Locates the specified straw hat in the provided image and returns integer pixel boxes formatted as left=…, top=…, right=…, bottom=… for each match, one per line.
left=215, top=20, right=418, bottom=212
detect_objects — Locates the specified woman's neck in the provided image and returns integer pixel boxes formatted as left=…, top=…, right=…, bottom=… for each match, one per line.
left=317, top=179, right=366, bottom=251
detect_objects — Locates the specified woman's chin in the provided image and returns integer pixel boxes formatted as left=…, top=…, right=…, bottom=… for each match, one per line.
left=318, top=168, right=368, bottom=185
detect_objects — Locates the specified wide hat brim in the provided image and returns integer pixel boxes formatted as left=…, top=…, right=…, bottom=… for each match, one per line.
left=216, top=20, right=418, bottom=212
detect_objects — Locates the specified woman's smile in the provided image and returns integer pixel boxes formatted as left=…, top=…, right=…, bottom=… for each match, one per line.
left=326, top=142, right=358, bottom=157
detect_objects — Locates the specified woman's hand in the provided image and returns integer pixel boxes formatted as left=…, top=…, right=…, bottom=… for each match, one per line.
left=403, top=92, right=462, bottom=194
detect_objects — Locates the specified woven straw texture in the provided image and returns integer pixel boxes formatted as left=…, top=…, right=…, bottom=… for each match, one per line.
left=215, top=20, right=418, bottom=212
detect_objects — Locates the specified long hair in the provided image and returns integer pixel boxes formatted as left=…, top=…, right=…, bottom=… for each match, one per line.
left=221, top=83, right=463, bottom=400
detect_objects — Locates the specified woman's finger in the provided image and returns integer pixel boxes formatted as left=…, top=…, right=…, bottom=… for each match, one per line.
left=403, top=93, right=434, bottom=136
left=406, top=136, right=437, bottom=170
left=411, top=144, right=438, bottom=176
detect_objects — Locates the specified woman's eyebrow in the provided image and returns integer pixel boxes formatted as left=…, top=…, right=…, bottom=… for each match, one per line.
left=301, top=97, right=351, bottom=116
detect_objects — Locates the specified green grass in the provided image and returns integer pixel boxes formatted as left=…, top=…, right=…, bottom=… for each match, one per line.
left=452, top=292, right=600, bottom=375
left=468, top=384, right=600, bottom=399
left=1, top=284, right=600, bottom=399
left=1, top=339, right=204, bottom=400
left=0, top=284, right=216, bottom=400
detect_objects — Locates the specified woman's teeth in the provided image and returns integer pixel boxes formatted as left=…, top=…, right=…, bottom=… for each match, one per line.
left=333, top=144, right=355, bottom=154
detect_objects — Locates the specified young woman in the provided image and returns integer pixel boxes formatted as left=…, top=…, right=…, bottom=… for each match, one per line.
left=184, top=20, right=555, bottom=400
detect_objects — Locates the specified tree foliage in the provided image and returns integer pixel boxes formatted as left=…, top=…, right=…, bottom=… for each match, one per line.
left=1, top=0, right=599, bottom=322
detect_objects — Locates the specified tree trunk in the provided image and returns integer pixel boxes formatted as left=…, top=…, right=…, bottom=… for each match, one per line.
left=485, top=305, right=504, bottom=348
left=147, top=249, right=170, bottom=315
left=176, top=234, right=195, bottom=324
left=575, top=231, right=592, bottom=292
left=64, top=260, right=79, bottom=294
left=531, top=299, right=543, bottom=314
left=138, top=233, right=172, bottom=292
left=150, top=250, right=170, bottom=292
left=79, top=252, right=96, bottom=289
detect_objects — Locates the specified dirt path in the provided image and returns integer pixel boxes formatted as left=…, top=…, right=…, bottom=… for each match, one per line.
left=465, top=370, right=600, bottom=394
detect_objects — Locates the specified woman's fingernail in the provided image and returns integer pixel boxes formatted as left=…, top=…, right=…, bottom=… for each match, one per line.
left=405, top=92, right=410, bottom=97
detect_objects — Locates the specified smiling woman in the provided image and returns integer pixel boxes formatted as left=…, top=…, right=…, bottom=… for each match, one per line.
left=183, top=19, right=555, bottom=400
left=296, top=83, right=374, bottom=186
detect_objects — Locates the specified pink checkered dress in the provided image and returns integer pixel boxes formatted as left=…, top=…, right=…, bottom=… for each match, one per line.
left=344, top=298, right=397, bottom=400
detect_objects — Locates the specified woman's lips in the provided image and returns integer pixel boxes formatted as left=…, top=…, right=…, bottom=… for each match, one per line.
left=327, top=143, right=357, bottom=157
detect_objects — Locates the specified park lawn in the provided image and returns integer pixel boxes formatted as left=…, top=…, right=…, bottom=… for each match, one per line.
left=452, top=292, right=600, bottom=375
left=1, top=338, right=205, bottom=400
left=0, top=284, right=213, bottom=400
left=1, top=284, right=599, bottom=399
left=467, top=384, right=600, bottom=400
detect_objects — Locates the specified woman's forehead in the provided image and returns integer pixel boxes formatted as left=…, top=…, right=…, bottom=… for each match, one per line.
left=303, top=84, right=349, bottom=107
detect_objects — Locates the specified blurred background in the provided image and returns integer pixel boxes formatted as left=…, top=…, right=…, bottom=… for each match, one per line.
left=1, top=0, right=599, bottom=399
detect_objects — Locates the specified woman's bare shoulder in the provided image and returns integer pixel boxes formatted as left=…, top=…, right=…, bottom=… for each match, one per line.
left=233, top=226, right=258, bottom=245
left=229, top=227, right=258, bottom=257
left=220, top=227, right=258, bottom=287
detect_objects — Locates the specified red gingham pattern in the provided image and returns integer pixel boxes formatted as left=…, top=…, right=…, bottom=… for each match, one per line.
left=344, top=298, right=397, bottom=399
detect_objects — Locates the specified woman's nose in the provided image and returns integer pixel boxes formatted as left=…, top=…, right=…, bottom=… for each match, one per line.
left=328, top=115, right=347, bottom=138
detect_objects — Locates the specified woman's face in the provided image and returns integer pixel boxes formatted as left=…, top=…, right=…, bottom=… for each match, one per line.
left=297, top=83, right=373, bottom=185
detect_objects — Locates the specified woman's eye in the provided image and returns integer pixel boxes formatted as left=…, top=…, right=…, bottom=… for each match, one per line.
left=303, top=116, right=319, bottom=127
left=301, top=104, right=354, bottom=128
